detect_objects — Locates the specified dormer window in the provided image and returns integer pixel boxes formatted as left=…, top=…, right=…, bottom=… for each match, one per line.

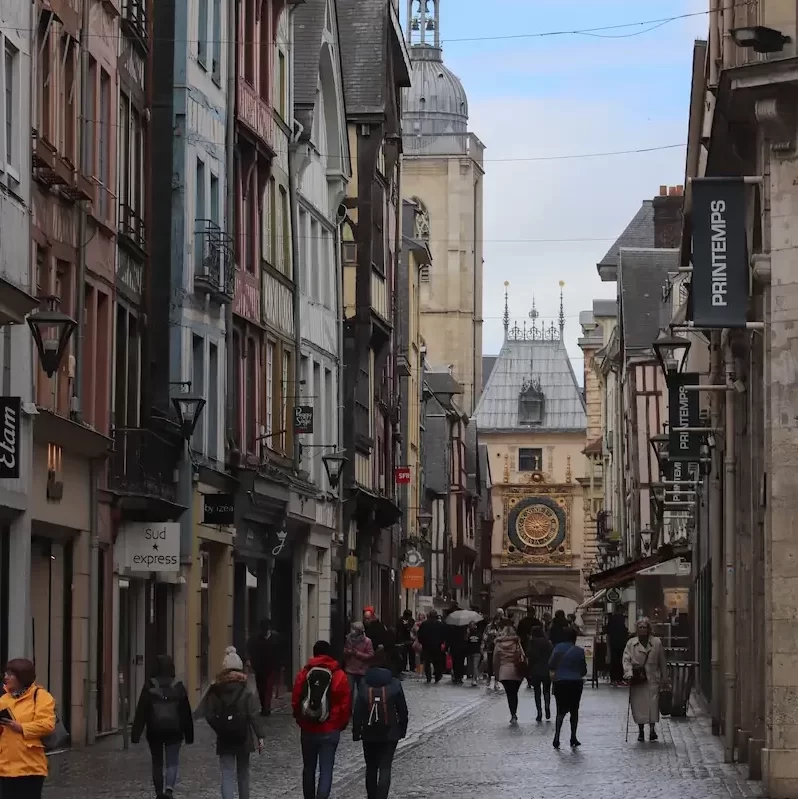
left=518, top=378, right=544, bottom=426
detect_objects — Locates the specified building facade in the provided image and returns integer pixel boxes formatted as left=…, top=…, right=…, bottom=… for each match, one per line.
left=474, top=289, right=587, bottom=614
left=401, top=0, right=485, bottom=416
left=337, top=0, right=411, bottom=639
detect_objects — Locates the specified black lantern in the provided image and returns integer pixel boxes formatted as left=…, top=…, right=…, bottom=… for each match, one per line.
left=27, top=295, right=77, bottom=378
left=731, top=25, right=791, bottom=53
left=653, top=328, right=691, bottom=378
left=322, top=451, right=347, bottom=490
left=417, top=510, right=433, bottom=536
left=171, top=393, right=206, bottom=440
left=649, top=432, right=670, bottom=463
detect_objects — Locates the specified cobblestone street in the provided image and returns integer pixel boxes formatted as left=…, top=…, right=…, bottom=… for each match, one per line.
left=43, top=679, right=762, bottom=799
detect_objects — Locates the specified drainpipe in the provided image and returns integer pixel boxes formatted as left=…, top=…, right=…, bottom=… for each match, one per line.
left=722, top=328, right=737, bottom=762
left=224, top=0, right=236, bottom=453
left=85, top=457, right=99, bottom=744
left=709, top=331, right=723, bottom=735
left=392, top=140, right=402, bottom=610
left=334, top=220, right=346, bottom=643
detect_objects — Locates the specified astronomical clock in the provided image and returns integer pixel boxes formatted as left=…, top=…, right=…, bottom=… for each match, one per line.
left=502, top=491, right=572, bottom=566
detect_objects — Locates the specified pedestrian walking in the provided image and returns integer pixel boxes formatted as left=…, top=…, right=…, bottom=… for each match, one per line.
left=416, top=610, right=446, bottom=683
left=548, top=610, right=570, bottom=646
left=410, top=613, right=426, bottom=675
left=446, top=623, right=467, bottom=685
left=131, top=654, right=194, bottom=799
left=352, top=650, right=409, bottom=799
left=606, top=610, right=629, bottom=686
left=292, top=640, right=352, bottom=799
left=245, top=619, right=282, bottom=716
left=622, top=618, right=670, bottom=742
left=549, top=627, right=587, bottom=749
left=363, top=608, right=388, bottom=650
left=396, top=609, right=415, bottom=672
left=525, top=626, right=553, bottom=722
left=201, top=647, right=265, bottom=799
left=481, top=613, right=503, bottom=690
left=465, top=621, right=482, bottom=687
left=0, top=658, right=56, bottom=799
left=492, top=620, right=525, bottom=724
left=343, top=622, right=375, bottom=699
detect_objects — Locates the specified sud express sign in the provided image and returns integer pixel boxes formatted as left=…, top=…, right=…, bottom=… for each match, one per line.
left=120, top=522, right=180, bottom=572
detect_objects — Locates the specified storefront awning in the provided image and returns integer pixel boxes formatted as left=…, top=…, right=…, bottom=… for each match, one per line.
left=576, top=588, right=606, bottom=612
left=587, top=544, right=691, bottom=593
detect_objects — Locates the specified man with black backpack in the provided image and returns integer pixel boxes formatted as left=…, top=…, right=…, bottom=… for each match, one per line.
left=131, top=654, right=194, bottom=799
left=292, top=640, right=352, bottom=799
left=353, top=650, right=409, bottom=799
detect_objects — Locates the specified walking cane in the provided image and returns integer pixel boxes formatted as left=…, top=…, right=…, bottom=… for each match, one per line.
left=625, top=684, right=632, bottom=742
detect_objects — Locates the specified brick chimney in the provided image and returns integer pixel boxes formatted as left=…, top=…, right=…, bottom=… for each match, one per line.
left=653, top=185, right=684, bottom=248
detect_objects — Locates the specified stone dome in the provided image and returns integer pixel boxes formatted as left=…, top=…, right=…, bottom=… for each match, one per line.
left=404, top=44, right=468, bottom=137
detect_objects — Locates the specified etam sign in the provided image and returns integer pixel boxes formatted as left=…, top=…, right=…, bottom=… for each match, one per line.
left=690, top=177, right=749, bottom=329
left=0, top=397, right=20, bottom=479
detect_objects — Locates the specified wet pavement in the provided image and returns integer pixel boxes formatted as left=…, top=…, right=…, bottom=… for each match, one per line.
left=43, top=678, right=762, bottom=799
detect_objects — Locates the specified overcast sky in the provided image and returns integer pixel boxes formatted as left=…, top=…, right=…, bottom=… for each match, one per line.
left=432, top=0, right=708, bottom=372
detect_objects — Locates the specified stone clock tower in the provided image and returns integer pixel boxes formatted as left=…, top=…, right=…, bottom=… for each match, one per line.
left=401, top=0, right=485, bottom=416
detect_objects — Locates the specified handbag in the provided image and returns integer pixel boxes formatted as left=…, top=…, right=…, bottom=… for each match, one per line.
left=34, top=688, right=70, bottom=751
left=630, top=650, right=650, bottom=685
left=659, top=688, right=673, bottom=716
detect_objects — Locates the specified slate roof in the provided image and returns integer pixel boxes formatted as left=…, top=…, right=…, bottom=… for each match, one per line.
left=618, top=247, right=679, bottom=351
left=472, top=339, right=586, bottom=432
left=425, top=370, right=463, bottom=401
left=598, top=201, right=654, bottom=268
left=482, top=356, right=498, bottom=391
left=337, top=0, right=399, bottom=117
left=293, top=0, right=327, bottom=108
left=424, top=393, right=449, bottom=494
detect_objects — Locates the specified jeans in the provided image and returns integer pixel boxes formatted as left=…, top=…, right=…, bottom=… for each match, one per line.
left=219, top=753, right=250, bottom=799
left=531, top=675, right=552, bottom=717
left=301, top=730, right=340, bottom=799
left=347, top=672, right=363, bottom=701
left=467, top=654, right=481, bottom=682
left=422, top=650, right=443, bottom=682
left=0, top=777, right=45, bottom=799
left=363, top=740, right=398, bottom=799
left=502, top=679, right=521, bottom=716
left=148, top=740, right=181, bottom=794
left=255, top=669, right=277, bottom=712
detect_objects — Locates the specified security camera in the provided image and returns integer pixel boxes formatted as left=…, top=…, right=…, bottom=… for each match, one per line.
left=733, top=378, right=746, bottom=394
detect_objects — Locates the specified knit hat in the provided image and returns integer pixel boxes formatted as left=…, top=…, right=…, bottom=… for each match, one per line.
left=222, top=646, right=243, bottom=671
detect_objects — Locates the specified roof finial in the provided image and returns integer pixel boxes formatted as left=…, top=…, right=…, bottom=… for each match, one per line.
left=558, top=280, right=566, bottom=340
left=503, top=281, right=510, bottom=338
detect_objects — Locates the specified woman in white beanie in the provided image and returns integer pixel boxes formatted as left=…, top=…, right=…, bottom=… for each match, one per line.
left=202, top=646, right=265, bottom=799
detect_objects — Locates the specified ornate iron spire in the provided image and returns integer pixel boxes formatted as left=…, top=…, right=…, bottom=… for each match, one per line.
left=503, top=281, right=509, bottom=338
left=558, top=280, right=565, bottom=341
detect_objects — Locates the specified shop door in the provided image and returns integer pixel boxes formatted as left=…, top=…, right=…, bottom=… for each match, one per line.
left=305, top=583, right=318, bottom=661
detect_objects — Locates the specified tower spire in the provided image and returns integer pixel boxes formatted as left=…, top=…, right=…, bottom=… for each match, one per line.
left=558, top=280, right=565, bottom=341
left=503, top=281, right=510, bottom=339
left=407, top=1, right=440, bottom=48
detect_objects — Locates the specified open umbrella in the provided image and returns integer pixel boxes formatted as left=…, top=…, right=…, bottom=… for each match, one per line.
left=445, top=609, right=483, bottom=627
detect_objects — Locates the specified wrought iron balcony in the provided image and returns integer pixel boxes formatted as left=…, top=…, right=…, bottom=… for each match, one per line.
left=119, top=203, right=147, bottom=252
left=121, top=0, right=148, bottom=49
left=108, top=427, right=180, bottom=511
left=194, top=220, right=234, bottom=304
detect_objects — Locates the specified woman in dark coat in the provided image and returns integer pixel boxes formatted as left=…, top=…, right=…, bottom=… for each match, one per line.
left=131, top=654, right=194, bottom=799
left=525, top=626, right=553, bottom=721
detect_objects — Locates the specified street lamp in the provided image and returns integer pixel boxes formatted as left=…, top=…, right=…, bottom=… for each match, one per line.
left=321, top=451, right=347, bottom=490
left=417, top=510, right=433, bottom=537
left=653, top=328, right=691, bottom=379
left=649, top=432, right=670, bottom=463
left=27, top=295, right=77, bottom=378
left=171, top=393, right=206, bottom=440
left=731, top=25, right=791, bottom=53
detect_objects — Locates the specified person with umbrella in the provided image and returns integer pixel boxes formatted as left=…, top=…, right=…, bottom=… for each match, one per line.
left=444, top=610, right=482, bottom=685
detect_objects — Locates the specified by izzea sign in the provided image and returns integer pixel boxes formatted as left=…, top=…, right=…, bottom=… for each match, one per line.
left=119, top=522, right=180, bottom=572
left=0, top=397, right=20, bottom=479
left=690, top=177, right=749, bottom=328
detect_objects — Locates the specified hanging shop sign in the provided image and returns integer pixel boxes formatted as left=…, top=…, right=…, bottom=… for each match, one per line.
left=0, top=396, right=20, bottom=479
left=395, top=466, right=411, bottom=484
left=294, top=405, right=314, bottom=435
left=690, top=177, right=749, bottom=328
left=119, top=522, right=180, bottom=572
left=668, top=373, right=700, bottom=461
left=402, top=566, right=425, bottom=589
left=203, top=493, right=235, bottom=525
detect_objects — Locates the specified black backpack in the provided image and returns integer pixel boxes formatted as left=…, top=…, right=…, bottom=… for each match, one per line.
left=207, top=684, right=249, bottom=745
left=299, top=666, right=333, bottom=723
left=148, top=679, right=183, bottom=738
left=365, top=686, right=395, bottom=734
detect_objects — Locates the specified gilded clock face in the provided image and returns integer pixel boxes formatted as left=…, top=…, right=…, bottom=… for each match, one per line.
left=516, top=505, right=559, bottom=548
left=506, top=496, right=567, bottom=555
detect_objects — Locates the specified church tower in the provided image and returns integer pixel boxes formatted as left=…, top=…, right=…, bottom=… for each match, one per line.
left=402, top=0, right=485, bottom=416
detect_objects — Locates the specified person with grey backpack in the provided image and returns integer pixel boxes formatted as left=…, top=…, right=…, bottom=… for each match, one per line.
left=131, top=654, right=194, bottom=799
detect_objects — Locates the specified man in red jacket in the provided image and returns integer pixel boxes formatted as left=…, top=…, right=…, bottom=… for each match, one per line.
left=292, top=640, right=352, bottom=799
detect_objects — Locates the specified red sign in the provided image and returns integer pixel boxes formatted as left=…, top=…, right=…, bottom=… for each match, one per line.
left=453, top=574, right=464, bottom=587
left=395, top=466, right=411, bottom=484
